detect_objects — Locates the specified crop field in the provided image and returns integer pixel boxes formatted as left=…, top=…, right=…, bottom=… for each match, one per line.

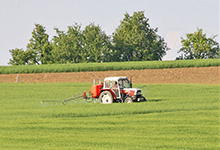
left=0, top=82, right=219, bottom=150
left=0, top=59, right=219, bottom=74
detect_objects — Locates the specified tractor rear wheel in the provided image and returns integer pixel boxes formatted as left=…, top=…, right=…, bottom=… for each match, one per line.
left=99, top=91, right=113, bottom=104
left=124, top=97, right=133, bottom=103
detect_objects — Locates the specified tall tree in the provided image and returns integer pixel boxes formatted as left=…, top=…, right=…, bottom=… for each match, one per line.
left=112, top=11, right=168, bottom=61
left=26, top=24, right=52, bottom=64
left=177, top=28, right=219, bottom=59
left=51, top=24, right=84, bottom=63
left=83, top=23, right=112, bottom=62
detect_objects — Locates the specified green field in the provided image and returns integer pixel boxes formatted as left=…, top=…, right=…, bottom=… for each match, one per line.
left=0, top=59, right=219, bottom=74
left=0, top=83, right=219, bottom=150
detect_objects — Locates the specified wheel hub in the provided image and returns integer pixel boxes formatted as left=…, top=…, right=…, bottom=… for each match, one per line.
left=102, top=95, right=111, bottom=104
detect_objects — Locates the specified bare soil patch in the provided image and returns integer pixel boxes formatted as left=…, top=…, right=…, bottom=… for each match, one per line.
left=0, top=67, right=219, bottom=84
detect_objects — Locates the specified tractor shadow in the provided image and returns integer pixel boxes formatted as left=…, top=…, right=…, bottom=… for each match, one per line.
left=147, top=99, right=164, bottom=102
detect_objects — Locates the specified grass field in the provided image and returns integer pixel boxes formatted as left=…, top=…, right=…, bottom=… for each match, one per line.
left=0, top=83, right=219, bottom=150
left=0, top=59, right=219, bottom=74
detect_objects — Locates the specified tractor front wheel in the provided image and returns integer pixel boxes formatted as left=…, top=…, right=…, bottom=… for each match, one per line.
left=99, top=91, right=113, bottom=104
left=124, top=97, right=133, bottom=103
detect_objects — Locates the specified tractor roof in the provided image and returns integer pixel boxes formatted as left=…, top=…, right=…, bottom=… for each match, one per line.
left=104, top=76, right=128, bottom=81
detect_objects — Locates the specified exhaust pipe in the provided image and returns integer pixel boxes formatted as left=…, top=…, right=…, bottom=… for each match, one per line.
left=130, top=76, right=132, bottom=88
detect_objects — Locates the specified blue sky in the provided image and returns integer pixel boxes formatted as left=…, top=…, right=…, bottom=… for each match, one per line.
left=0, top=0, right=219, bottom=65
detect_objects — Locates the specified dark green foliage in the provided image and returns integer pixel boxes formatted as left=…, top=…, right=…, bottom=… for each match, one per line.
left=8, top=11, right=170, bottom=65
left=177, top=28, right=220, bottom=59
left=51, top=24, right=85, bottom=63
left=83, top=23, right=112, bottom=62
left=8, top=13, right=219, bottom=65
left=26, top=24, right=52, bottom=64
left=9, top=24, right=52, bottom=65
left=8, top=48, right=27, bottom=65
left=50, top=23, right=112, bottom=64
left=112, top=11, right=168, bottom=61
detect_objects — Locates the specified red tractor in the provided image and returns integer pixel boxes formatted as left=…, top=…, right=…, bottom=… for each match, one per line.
left=84, top=76, right=146, bottom=104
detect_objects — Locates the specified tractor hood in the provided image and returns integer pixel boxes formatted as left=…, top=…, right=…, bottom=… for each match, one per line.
left=122, top=88, right=142, bottom=96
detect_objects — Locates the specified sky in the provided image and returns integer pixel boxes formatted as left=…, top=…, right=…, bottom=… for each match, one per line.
left=0, top=0, right=219, bottom=66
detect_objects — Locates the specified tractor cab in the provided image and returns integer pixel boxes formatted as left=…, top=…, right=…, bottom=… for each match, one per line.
left=104, top=77, right=132, bottom=89
left=99, top=77, right=146, bottom=103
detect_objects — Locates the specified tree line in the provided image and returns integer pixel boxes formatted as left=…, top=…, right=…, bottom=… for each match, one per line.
left=8, top=11, right=168, bottom=65
left=9, top=11, right=219, bottom=65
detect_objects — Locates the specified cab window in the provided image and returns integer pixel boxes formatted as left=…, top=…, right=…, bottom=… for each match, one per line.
left=123, top=79, right=131, bottom=88
left=118, top=79, right=131, bottom=88
left=104, top=80, right=118, bottom=89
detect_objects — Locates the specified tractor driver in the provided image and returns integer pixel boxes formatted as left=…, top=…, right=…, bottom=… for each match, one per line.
left=113, top=81, right=118, bottom=88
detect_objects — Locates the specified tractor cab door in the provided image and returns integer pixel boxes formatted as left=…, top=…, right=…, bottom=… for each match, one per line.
left=111, top=81, right=121, bottom=99
left=104, top=80, right=121, bottom=99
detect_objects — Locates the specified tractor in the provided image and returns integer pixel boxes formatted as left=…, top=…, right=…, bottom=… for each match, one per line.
left=84, top=76, right=146, bottom=104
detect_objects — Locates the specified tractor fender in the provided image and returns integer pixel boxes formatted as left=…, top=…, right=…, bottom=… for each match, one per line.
left=100, top=89, right=116, bottom=99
